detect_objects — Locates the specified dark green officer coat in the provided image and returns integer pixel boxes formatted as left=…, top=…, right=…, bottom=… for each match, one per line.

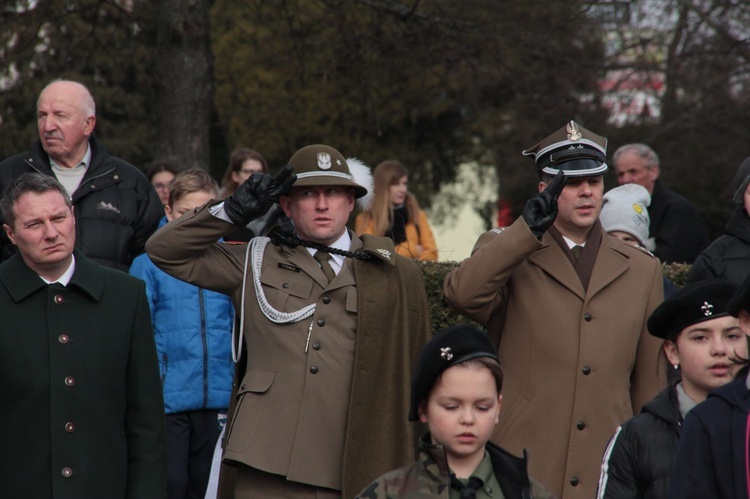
left=0, top=250, right=166, bottom=499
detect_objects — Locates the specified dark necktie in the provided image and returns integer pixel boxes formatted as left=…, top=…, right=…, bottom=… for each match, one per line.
left=450, top=473, right=484, bottom=499
left=571, top=244, right=583, bottom=261
left=313, top=250, right=336, bottom=283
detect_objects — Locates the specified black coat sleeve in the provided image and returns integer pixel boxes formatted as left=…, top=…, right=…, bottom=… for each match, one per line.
left=597, top=426, right=642, bottom=499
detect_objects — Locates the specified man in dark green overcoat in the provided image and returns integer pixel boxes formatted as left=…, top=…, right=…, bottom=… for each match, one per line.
left=0, top=173, right=166, bottom=498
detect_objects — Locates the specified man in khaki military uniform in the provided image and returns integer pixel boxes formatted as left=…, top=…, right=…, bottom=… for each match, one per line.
left=146, top=144, right=432, bottom=498
left=444, top=122, right=664, bottom=498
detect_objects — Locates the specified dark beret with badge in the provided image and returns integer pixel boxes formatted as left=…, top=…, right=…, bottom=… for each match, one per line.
left=648, top=278, right=738, bottom=340
left=523, top=120, right=608, bottom=178
left=408, top=324, right=500, bottom=421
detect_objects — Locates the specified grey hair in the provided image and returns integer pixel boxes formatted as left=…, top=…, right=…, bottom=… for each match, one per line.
left=1, top=173, right=72, bottom=229
left=613, top=143, right=660, bottom=169
left=37, top=79, right=96, bottom=117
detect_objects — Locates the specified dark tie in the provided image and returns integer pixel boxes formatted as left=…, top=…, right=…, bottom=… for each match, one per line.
left=571, top=244, right=583, bottom=261
left=313, top=250, right=336, bottom=283
left=450, top=473, right=484, bottom=499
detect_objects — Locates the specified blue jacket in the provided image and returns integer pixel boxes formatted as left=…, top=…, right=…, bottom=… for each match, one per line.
left=130, top=220, right=234, bottom=413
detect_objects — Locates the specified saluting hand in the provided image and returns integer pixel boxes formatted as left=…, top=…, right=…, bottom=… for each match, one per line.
left=224, top=165, right=297, bottom=226
left=521, top=170, right=567, bottom=239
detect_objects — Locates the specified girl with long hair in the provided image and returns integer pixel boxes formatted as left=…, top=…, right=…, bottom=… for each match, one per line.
left=355, top=160, right=438, bottom=261
left=220, top=148, right=268, bottom=198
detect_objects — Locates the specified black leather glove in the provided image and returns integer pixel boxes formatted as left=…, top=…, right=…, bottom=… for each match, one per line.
left=521, top=170, right=567, bottom=238
left=224, top=165, right=297, bottom=226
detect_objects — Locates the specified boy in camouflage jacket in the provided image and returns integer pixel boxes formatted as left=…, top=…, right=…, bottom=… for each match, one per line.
left=356, top=325, right=553, bottom=499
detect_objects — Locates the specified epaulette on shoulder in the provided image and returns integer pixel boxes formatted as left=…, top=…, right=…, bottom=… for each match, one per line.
left=360, top=234, right=397, bottom=266
left=224, top=241, right=248, bottom=245
left=608, top=235, right=657, bottom=259
left=634, top=244, right=656, bottom=258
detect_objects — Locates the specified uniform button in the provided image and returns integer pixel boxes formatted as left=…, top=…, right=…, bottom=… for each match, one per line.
left=312, top=342, right=321, bottom=350
left=54, top=295, right=64, bottom=304
left=310, top=366, right=319, bottom=374
left=282, top=283, right=289, bottom=289
left=577, top=421, right=586, bottom=430
left=64, top=376, right=75, bottom=386
left=61, top=467, right=73, bottom=478
left=59, top=334, right=69, bottom=344
left=583, top=312, right=592, bottom=321
left=582, top=365, right=591, bottom=375
left=570, top=477, right=579, bottom=486
left=65, top=422, right=76, bottom=433
left=322, top=296, right=331, bottom=304
left=317, top=319, right=325, bottom=327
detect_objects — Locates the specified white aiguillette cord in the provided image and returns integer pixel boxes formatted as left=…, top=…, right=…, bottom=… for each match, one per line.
left=231, top=236, right=316, bottom=363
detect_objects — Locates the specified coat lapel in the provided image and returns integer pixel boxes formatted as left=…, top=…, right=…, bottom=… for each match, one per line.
left=278, top=232, right=363, bottom=290
left=0, top=253, right=47, bottom=302
left=529, top=238, right=585, bottom=299
left=280, top=245, right=329, bottom=288
left=586, top=236, right=631, bottom=300
left=529, top=230, right=632, bottom=301
left=0, top=249, right=102, bottom=302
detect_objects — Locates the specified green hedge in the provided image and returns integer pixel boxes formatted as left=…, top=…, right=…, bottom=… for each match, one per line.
left=419, top=261, right=691, bottom=333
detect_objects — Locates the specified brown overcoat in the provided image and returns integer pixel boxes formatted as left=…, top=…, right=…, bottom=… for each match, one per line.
left=146, top=203, right=432, bottom=497
left=443, top=217, right=664, bottom=499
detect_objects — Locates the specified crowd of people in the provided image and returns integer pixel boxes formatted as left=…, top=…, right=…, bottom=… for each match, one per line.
left=3, top=78, right=750, bottom=499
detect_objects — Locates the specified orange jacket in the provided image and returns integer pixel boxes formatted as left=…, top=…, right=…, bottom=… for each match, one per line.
left=355, top=210, right=438, bottom=261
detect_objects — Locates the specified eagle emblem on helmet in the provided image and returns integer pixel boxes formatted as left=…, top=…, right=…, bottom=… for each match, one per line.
left=317, top=152, right=332, bottom=170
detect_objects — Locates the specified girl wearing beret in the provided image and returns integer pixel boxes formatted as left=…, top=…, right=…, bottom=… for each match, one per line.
left=597, top=279, right=746, bottom=499
left=668, top=277, right=750, bottom=498
left=355, top=160, right=438, bottom=261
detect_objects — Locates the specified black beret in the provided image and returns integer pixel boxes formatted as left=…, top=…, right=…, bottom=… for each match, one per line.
left=729, top=271, right=750, bottom=317
left=408, top=324, right=500, bottom=421
left=648, top=278, right=738, bottom=340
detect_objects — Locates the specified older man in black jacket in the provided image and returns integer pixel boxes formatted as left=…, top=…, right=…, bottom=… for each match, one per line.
left=0, top=79, right=163, bottom=271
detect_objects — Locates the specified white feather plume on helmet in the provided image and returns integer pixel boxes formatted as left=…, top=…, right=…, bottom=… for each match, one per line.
left=346, top=157, right=374, bottom=211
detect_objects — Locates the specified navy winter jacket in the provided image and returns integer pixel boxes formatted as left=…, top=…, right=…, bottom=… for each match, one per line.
left=669, top=368, right=750, bottom=498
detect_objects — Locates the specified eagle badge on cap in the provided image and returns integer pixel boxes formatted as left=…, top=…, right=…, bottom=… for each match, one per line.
left=317, top=152, right=332, bottom=170
left=440, top=347, right=453, bottom=360
left=702, top=301, right=714, bottom=316
left=566, top=121, right=582, bottom=141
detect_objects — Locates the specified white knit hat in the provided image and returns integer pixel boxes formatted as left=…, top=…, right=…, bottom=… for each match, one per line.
left=600, top=184, right=651, bottom=246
